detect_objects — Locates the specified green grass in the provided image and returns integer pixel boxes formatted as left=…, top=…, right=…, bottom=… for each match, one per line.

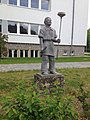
left=0, top=68, right=90, bottom=102
left=0, top=56, right=90, bottom=64
left=0, top=68, right=90, bottom=119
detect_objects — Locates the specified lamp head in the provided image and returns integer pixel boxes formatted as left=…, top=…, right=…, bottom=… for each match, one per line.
left=57, top=12, right=66, bottom=18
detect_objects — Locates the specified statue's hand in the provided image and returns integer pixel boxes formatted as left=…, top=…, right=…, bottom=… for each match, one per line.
left=57, top=39, right=61, bottom=43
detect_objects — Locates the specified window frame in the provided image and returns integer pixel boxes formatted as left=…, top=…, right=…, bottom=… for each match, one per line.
left=20, top=22, right=29, bottom=35
left=8, top=0, right=17, bottom=5
left=30, top=23, right=39, bottom=35
left=41, top=0, right=50, bottom=10
left=8, top=21, right=17, bottom=34
left=20, top=0, right=28, bottom=7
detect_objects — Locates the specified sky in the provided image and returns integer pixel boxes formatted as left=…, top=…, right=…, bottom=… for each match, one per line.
left=88, top=0, right=90, bottom=29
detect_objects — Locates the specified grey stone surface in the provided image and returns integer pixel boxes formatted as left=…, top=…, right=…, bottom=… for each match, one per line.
left=0, top=62, right=90, bottom=72
left=34, top=73, right=64, bottom=92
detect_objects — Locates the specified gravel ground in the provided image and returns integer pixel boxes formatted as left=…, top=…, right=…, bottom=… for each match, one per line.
left=0, top=62, right=90, bottom=72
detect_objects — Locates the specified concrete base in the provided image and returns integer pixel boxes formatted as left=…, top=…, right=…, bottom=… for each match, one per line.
left=34, top=73, right=64, bottom=92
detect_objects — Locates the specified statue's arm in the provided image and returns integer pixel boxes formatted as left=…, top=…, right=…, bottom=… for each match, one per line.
left=52, top=39, right=61, bottom=43
left=40, top=38, right=44, bottom=50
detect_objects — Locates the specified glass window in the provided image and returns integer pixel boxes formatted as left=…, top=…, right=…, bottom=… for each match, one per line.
left=9, top=0, right=17, bottom=5
left=35, top=50, right=38, bottom=57
left=0, top=21, right=2, bottom=32
left=20, top=0, right=28, bottom=7
left=31, top=50, right=33, bottom=57
left=31, top=0, right=39, bottom=8
left=0, top=0, right=1, bottom=3
left=20, top=50, right=23, bottom=57
left=8, top=21, right=17, bottom=33
left=20, top=23, right=28, bottom=34
left=9, top=50, right=12, bottom=57
left=41, top=0, right=49, bottom=10
left=14, top=50, right=17, bottom=57
left=31, top=24, right=39, bottom=35
left=25, top=50, right=28, bottom=57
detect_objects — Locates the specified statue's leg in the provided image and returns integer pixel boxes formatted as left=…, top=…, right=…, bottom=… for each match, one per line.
left=41, top=55, right=48, bottom=75
left=49, top=56, right=55, bottom=72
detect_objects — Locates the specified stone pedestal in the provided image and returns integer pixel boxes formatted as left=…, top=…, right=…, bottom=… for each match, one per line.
left=34, top=73, right=64, bottom=92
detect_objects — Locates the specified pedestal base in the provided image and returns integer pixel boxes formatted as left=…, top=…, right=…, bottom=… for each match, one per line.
left=34, top=73, right=64, bottom=91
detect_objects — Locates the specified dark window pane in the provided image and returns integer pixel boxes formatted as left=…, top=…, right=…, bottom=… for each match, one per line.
left=25, top=50, right=28, bottom=57
left=31, top=0, right=39, bottom=8
left=8, top=21, right=17, bottom=33
left=20, top=50, right=23, bottom=57
left=31, top=24, right=38, bottom=35
left=35, top=50, right=38, bottom=57
left=20, top=23, right=28, bottom=34
left=14, top=50, right=17, bottom=57
left=20, top=0, right=28, bottom=7
left=9, top=0, right=17, bottom=5
left=9, top=50, right=12, bottom=57
left=31, top=50, right=33, bottom=57
left=41, top=0, right=49, bottom=10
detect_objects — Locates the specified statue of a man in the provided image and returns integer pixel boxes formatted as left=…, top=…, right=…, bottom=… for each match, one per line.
left=38, top=17, right=60, bottom=75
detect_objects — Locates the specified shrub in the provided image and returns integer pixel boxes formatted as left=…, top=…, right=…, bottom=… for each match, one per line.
left=2, top=84, right=78, bottom=120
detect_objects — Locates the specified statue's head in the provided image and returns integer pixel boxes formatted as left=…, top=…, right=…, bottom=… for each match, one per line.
left=44, top=17, right=52, bottom=26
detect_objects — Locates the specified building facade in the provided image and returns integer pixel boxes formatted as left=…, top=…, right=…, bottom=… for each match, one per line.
left=0, top=0, right=89, bottom=57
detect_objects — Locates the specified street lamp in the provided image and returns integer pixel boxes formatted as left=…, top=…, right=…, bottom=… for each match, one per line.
left=70, top=0, right=75, bottom=56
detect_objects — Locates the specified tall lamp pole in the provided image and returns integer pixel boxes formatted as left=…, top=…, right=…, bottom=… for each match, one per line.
left=70, top=0, right=75, bottom=56
left=57, top=12, right=66, bottom=58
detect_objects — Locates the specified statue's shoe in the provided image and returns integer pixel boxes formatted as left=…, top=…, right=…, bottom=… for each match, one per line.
left=49, top=71, right=58, bottom=74
left=41, top=72, right=48, bottom=75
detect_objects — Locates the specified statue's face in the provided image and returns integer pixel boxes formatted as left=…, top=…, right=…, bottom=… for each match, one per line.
left=44, top=17, right=52, bottom=26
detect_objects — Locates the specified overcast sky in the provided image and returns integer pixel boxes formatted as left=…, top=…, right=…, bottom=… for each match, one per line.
left=88, top=0, right=90, bottom=29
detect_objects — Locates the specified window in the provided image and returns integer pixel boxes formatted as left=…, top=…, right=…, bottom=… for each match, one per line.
left=8, top=21, right=17, bottom=33
left=41, top=0, right=49, bottom=10
left=20, top=0, right=28, bottom=7
left=31, top=24, right=39, bottom=35
left=63, top=50, right=68, bottom=56
left=35, top=50, right=38, bottom=57
left=25, top=50, right=28, bottom=57
left=0, top=0, right=1, bottom=3
left=31, top=50, right=34, bottom=57
left=70, top=50, right=75, bottom=56
left=0, top=21, right=2, bottom=32
left=9, top=50, right=12, bottom=57
left=31, top=0, right=39, bottom=8
left=20, top=50, right=23, bottom=57
left=20, top=23, right=28, bottom=34
left=14, top=50, right=17, bottom=57
left=9, top=0, right=17, bottom=5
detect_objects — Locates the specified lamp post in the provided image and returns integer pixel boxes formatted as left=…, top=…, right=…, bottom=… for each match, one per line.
left=70, top=0, right=75, bottom=56
left=57, top=12, right=66, bottom=58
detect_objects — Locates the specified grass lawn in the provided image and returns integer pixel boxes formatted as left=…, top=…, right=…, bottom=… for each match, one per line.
left=0, top=68, right=90, bottom=119
left=0, top=56, right=90, bottom=64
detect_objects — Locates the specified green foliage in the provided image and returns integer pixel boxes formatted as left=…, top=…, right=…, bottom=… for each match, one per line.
left=77, top=82, right=90, bottom=119
left=2, top=85, right=78, bottom=120
left=0, top=32, right=8, bottom=58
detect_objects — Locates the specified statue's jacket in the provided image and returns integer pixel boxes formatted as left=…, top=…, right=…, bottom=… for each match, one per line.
left=38, top=26, right=57, bottom=56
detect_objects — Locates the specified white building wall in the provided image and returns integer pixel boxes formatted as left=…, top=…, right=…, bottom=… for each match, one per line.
left=0, top=0, right=89, bottom=46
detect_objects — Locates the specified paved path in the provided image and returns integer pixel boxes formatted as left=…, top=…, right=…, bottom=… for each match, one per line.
left=0, top=62, right=90, bottom=72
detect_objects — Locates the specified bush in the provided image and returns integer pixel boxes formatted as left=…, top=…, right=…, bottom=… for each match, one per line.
left=2, top=84, right=78, bottom=120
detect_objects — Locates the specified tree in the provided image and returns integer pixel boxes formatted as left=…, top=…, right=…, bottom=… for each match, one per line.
left=0, top=33, right=8, bottom=58
left=86, top=29, right=90, bottom=52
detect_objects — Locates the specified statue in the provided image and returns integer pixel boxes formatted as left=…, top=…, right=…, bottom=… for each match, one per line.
left=38, top=17, right=60, bottom=75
